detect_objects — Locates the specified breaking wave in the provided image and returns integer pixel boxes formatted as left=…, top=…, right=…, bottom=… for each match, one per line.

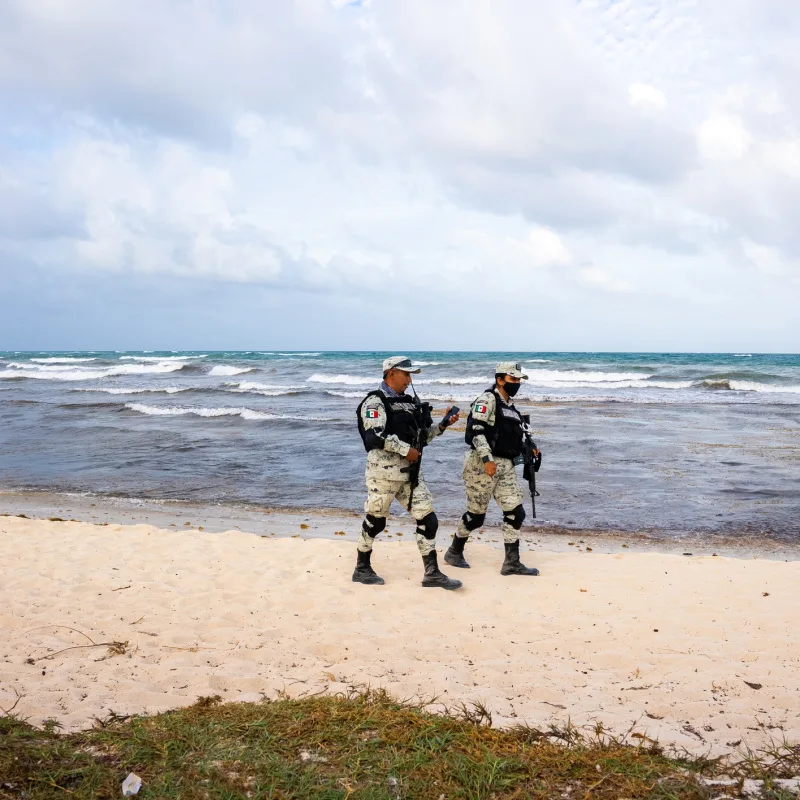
left=224, top=381, right=303, bottom=397
left=527, top=369, right=653, bottom=383
left=120, top=355, right=207, bottom=362
left=124, top=403, right=330, bottom=421
left=208, top=365, right=256, bottom=376
left=72, top=386, right=191, bottom=395
left=308, top=373, right=373, bottom=385
left=417, top=376, right=491, bottom=385
left=30, top=357, right=98, bottom=363
left=0, top=362, right=187, bottom=381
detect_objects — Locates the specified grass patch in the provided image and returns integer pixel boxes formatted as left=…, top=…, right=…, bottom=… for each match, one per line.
left=1, top=689, right=797, bottom=799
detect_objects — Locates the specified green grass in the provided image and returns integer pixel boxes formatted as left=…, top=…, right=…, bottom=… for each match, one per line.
left=1, top=689, right=797, bottom=799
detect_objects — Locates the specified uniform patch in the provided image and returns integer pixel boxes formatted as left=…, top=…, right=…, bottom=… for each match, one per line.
left=365, top=409, right=380, bottom=419
left=474, top=403, right=488, bottom=414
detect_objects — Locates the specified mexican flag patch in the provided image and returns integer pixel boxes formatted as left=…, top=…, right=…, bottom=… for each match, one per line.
left=365, top=409, right=380, bottom=419
left=474, top=403, right=488, bottom=414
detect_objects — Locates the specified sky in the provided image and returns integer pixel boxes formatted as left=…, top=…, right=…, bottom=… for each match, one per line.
left=0, top=0, right=798, bottom=352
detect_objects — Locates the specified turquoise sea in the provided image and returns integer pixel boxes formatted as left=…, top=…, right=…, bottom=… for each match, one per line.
left=1, top=351, right=798, bottom=540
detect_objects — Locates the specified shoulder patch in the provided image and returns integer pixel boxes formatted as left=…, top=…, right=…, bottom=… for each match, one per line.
left=365, top=409, right=380, bottom=419
left=474, top=403, right=488, bottom=414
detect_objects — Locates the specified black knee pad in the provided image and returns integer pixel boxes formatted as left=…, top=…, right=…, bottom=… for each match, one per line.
left=415, top=512, right=439, bottom=540
left=503, top=504, right=526, bottom=530
left=362, top=514, right=386, bottom=538
left=462, top=511, right=486, bottom=531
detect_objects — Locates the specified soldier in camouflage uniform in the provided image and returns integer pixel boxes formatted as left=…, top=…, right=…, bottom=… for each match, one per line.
left=445, top=362, right=540, bottom=576
left=353, top=356, right=463, bottom=590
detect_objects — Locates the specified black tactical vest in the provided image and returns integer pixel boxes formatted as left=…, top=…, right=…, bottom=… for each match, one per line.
left=356, top=390, right=430, bottom=452
left=465, top=386, right=524, bottom=459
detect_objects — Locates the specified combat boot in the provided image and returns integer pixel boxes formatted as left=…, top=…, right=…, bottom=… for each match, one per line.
left=352, top=550, right=385, bottom=585
left=421, top=551, right=462, bottom=590
left=500, top=540, right=539, bottom=576
left=444, top=535, right=470, bottom=568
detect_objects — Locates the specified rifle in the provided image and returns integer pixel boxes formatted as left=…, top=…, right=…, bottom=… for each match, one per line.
left=402, top=399, right=459, bottom=512
left=402, top=395, right=432, bottom=512
left=521, top=414, right=542, bottom=518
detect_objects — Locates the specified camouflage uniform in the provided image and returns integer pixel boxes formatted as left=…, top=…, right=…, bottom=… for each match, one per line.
left=352, top=356, right=462, bottom=590
left=459, top=389, right=524, bottom=544
left=358, top=390, right=442, bottom=557
left=456, top=392, right=523, bottom=542
left=445, top=361, right=539, bottom=576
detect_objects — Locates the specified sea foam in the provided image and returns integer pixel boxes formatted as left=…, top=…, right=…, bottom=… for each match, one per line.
left=209, top=365, right=255, bottom=376
left=125, top=403, right=330, bottom=421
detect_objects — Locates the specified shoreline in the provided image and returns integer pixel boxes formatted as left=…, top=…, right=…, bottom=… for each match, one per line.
left=1, top=509, right=798, bottom=757
left=2, top=487, right=799, bottom=561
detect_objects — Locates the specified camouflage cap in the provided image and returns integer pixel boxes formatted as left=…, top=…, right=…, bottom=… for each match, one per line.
left=382, top=356, right=421, bottom=374
left=495, top=361, right=528, bottom=380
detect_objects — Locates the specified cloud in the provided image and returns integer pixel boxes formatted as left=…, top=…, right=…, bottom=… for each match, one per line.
left=697, top=111, right=752, bottom=161
left=0, top=0, right=798, bottom=350
left=525, top=227, right=573, bottom=269
left=628, top=83, right=667, bottom=112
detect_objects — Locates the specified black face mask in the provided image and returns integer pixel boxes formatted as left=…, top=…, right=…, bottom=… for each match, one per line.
left=502, top=381, right=521, bottom=398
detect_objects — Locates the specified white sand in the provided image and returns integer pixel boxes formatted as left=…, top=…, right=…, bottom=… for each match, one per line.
left=1, top=515, right=798, bottom=755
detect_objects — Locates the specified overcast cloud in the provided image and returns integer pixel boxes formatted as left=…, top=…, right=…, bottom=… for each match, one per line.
left=0, top=0, right=798, bottom=351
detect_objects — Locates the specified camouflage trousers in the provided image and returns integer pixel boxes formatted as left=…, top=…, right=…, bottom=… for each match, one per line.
left=457, top=450, right=524, bottom=544
left=357, top=469, right=437, bottom=557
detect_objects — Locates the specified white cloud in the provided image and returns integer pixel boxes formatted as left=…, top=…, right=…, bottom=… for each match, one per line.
left=0, top=0, right=799, bottom=349
left=697, top=111, right=752, bottom=161
left=741, top=239, right=787, bottom=277
left=628, top=82, right=667, bottom=111
left=525, top=227, right=573, bottom=268
left=579, top=267, right=633, bottom=294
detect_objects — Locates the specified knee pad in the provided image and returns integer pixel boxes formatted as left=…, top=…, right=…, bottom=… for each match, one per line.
left=415, top=512, right=439, bottom=540
left=462, top=511, right=486, bottom=532
left=362, top=514, right=386, bottom=538
left=503, top=504, right=526, bottom=530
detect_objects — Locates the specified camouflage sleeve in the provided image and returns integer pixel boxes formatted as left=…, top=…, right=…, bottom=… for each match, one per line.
left=425, top=424, right=443, bottom=445
left=361, top=394, right=410, bottom=457
left=469, top=392, right=496, bottom=460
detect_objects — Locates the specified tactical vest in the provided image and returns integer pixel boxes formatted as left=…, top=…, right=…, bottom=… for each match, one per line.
left=356, top=390, right=431, bottom=452
left=465, top=386, right=524, bottom=459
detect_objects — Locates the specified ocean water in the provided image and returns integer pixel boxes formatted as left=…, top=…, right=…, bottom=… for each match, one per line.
left=1, top=351, right=798, bottom=540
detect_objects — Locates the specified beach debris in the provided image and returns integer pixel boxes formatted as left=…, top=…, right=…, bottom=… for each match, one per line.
left=743, top=680, right=762, bottom=690
left=681, top=723, right=705, bottom=741
left=121, top=772, right=142, bottom=796
left=387, top=775, right=401, bottom=799
left=699, top=776, right=737, bottom=788
left=300, top=523, right=309, bottom=529
left=762, top=592, right=769, bottom=596
left=298, top=749, right=327, bottom=763
left=335, top=530, right=346, bottom=535
left=579, top=588, right=587, bottom=593
left=682, top=552, right=693, bottom=556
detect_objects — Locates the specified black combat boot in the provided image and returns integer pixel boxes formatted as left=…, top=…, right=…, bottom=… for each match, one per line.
left=352, top=550, right=385, bottom=585
left=421, top=551, right=463, bottom=590
left=500, top=540, right=540, bottom=576
left=444, top=535, right=470, bottom=568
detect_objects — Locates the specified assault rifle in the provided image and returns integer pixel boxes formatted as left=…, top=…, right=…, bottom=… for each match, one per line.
left=402, top=399, right=459, bottom=512
left=521, top=414, right=542, bottom=518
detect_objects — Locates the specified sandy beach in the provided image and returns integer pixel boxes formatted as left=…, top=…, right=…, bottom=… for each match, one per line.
left=1, top=513, right=798, bottom=757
